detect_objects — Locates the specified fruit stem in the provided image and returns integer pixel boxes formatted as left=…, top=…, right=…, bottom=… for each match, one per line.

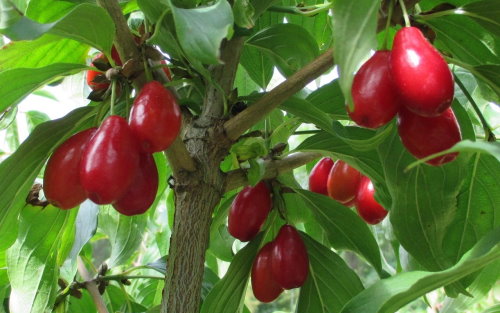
left=110, top=80, right=117, bottom=116
left=454, top=73, right=496, bottom=142
left=398, top=0, right=411, bottom=27
left=382, top=0, right=395, bottom=50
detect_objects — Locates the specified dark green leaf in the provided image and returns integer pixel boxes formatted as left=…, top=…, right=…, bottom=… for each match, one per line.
left=472, top=64, right=500, bottom=100
left=247, top=158, right=266, bottom=186
left=233, top=0, right=255, bottom=29
left=297, top=234, right=364, bottom=313
left=280, top=97, right=333, bottom=134
left=67, top=289, right=97, bottom=313
left=306, top=79, right=347, bottom=119
left=462, top=0, right=500, bottom=37
left=235, top=64, right=261, bottom=96
left=341, top=227, right=500, bottom=313
left=240, top=45, right=273, bottom=89
left=331, top=121, right=395, bottom=152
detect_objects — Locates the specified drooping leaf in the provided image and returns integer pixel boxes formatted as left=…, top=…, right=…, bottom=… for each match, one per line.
left=340, top=227, right=500, bottom=313
left=306, top=79, right=347, bottom=119
left=280, top=97, right=333, bottom=134
left=461, top=0, right=500, bottom=37
left=330, top=121, right=395, bottom=152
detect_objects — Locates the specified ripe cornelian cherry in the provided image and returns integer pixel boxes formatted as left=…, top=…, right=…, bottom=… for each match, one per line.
left=129, top=81, right=182, bottom=153
left=398, top=107, right=461, bottom=166
left=251, top=242, right=283, bottom=303
left=391, top=27, right=454, bottom=117
left=327, top=160, right=361, bottom=206
left=80, top=115, right=141, bottom=204
left=355, top=176, right=388, bottom=225
left=271, top=225, right=309, bottom=289
left=308, top=157, right=334, bottom=196
left=113, top=153, right=159, bottom=216
left=86, top=53, right=109, bottom=91
left=228, top=181, right=272, bottom=242
left=349, top=50, right=400, bottom=128
left=43, top=128, right=97, bottom=209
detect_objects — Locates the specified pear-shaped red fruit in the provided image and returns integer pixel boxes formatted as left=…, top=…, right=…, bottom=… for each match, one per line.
left=129, top=81, right=182, bottom=153
left=86, top=53, right=109, bottom=91
left=398, top=107, right=461, bottom=166
left=327, top=160, right=361, bottom=206
left=349, top=50, right=400, bottom=128
left=355, top=176, right=388, bottom=225
left=43, top=128, right=97, bottom=209
left=251, top=242, right=283, bottom=303
left=271, top=225, right=309, bottom=289
left=80, top=116, right=140, bottom=204
left=228, top=181, right=272, bottom=242
left=308, top=157, right=334, bottom=196
left=113, top=153, right=159, bottom=216
left=391, top=27, right=454, bottom=117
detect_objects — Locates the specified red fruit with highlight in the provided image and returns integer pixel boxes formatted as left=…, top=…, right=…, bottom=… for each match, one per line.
left=308, top=157, right=334, bottom=196
left=86, top=53, right=109, bottom=91
left=355, top=176, right=388, bottom=225
left=251, top=242, right=283, bottom=303
left=326, top=160, right=361, bottom=206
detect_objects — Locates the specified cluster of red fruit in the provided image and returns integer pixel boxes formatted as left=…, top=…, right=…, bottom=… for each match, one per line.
left=348, top=26, right=461, bottom=166
left=43, top=80, right=181, bottom=215
left=227, top=182, right=309, bottom=303
left=309, top=158, right=388, bottom=225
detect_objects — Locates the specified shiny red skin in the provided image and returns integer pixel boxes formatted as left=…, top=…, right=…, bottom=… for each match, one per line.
left=308, top=157, right=334, bottom=196
left=110, top=46, right=123, bottom=66
left=327, top=160, right=361, bottom=205
left=271, top=225, right=309, bottom=289
left=398, top=107, right=461, bottom=166
left=251, top=242, right=283, bottom=303
left=355, top=176, right=388, bottom=225
left=349, top=50, right=401, bottom=128
left=80, top=116, right=141, bottom=204
left=391, top=27, right=454, bottom=117
left=86, top=53, right=109, bottom=91
left=129, top=81, right=182, bottom=153
left=43, top=128, right=97, bottom=209
left=113, top=153, right=159, bottom=216
left=228, top=181, right=272, bottom=242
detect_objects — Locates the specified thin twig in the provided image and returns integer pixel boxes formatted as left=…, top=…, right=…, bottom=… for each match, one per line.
left=77, top=257, right=109, bottom=313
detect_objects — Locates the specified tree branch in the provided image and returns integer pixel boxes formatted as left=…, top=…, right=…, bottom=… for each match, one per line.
left=225, top=151, right=322, bottom=191
left=77, top=257, right=109, bottom=313
left=224, top=48, right=334, bottom=141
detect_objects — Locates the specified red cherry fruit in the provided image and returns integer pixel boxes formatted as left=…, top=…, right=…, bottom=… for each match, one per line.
left=110, top=46, right=123, bottom=66
left=80, top=115, right=141, bottom=204
left=129, top=81, right=182, bottom=153
left=326, top=160, right=361, bottom=206
left=391, top=27, right=454, bottom=117
left=86, top=53, right=109, bottom=91
left=251, top=242, right=283, bottom=303
left=349, top=50, right=401, bottom=128
left=228, top=181, right=272, bottom=242
left=355, top=176, right=388, bottom=225
left=308, top=157, right=334, bottom=196
left=43, top=128, right=97, bottom=209
left=113, top=153, right=159, bottom=216
left=271, top=225, right=309, bottom=289
left=398, top=107, right=461, bottom=166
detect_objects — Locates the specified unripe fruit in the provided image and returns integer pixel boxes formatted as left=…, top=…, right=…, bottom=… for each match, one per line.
left=129, top=81, right=182, bottom=153
left=271, top=225, right=309, bottom=289
left=228, top=181, right=272, bottom=242
left=397, top=107, right=461, bottom=166
left=80, top=116, right=141, bottom=204
left=113, top=153, right=159, bottom=216
left=391, top=27, right=454, bottom=117
left=86, top=53, right=109, bottom=91
left=326, top=160, right=361, bottom=206
left=308, top=157, right=334, bottom=196
left=355, top=176, right=388, bottom=225
left=349, top=50, right=400, bottom=128
left=251, top=242, right=283, bottom=303
left=43, top=128, right=97, bottom=209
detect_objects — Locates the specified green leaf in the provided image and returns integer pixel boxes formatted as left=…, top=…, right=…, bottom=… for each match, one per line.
left=331, top=121, right=394, bottom=152
left=235, top=64, right=261, bottom=96
left=297, top=234, right=364, bottom=313
left=233, top=0, right=255, bottom=29
left=25, top=110, right=50, bottom=132
left=98, top=206, right=148, bottom=268
left=7, top=205, right=72, bottom=313
left=306, top=79, right=347, bottom=119
left=0, top=106, right=17, bottom=130
left=201, top=235, right=262, bottom=313
left=67, top=289, right=97, bottom=313
left=209, top=195, right=236, bottom=262
left=482, top=304, right=500, bottom=313
left=239, top=45, right=273, bottom=89
left=280, top=97, right=333, bottom=134
left=247, top=158, right=266, bottom=186
left=294, top=189, right=383, bottom=275
left=472, top=64, right=500, bottom=101
left=247, top=23, right=319, bottom=76
left=170, top=0, right=233, bottom=64
left=340, top=227, right=500, bottom=313
left=333, top=0, right=379, bottom=108
left=0, top=63, right=87, bottom=112
left=0, top=106, right=96, bottom=251
left=461, top=0, right=500, bottom=37
left=0, top=0, right=22, bottom=30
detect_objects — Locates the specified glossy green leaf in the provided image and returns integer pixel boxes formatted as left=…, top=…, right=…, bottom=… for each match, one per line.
left=340, top=227, right=500, bottom=313
left=247, top=23, right=319, bottom=76
left=200, top=235, right=262, bottom=313
left=306, top=79, right=347, bottom=119
left=240, top=45, right=273, bottom=89
left=170, top=0, right=233, bottom=64
left=0, top=63, right=87, bottom=112
left=333, top=0, right=379, bottom=108
left=0, top=106, right=96, bottom=251
left=331, top=121, right=395, bottom=152
left=294, top=189, right=383, bottom=275
left=461, top=0, right=500, bottom=37
left=7, top=205, right=72, bottom=313
left=473, top=64, right=500, bottom=100
left=98, top=206, right=148, bottom=268
left=297, top=234, right=364, bottom=313
left=280, top=97, right=333, bottom=134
